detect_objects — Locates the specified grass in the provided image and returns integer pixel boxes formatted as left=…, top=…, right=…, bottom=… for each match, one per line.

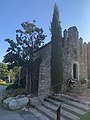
left=0, top=83, right=11, bottom=86
left=80, top=111, right=90, bottom=120
left=0, top=80, right=12, bottom=86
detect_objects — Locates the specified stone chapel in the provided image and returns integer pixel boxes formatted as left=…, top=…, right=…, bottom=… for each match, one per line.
left=32, top=26, right=90, bottom=97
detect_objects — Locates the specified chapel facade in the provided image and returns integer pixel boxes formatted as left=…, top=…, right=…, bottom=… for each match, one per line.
left=33, top=26, right=90, bottom=97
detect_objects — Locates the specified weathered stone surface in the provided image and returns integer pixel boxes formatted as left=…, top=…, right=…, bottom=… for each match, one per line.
left=3, top=96, right=29, bottom=110
left=33, top=26, right=90, bottom=96
left=87, top=42, right=90, bottom=80
left=30, top=97, right=42, bottom=107
left=9, top=97, right=29, bottom=110
left=34, top=43, right=52, bottom=97
left=3, top=97, right=14, bottom=108
left=63, top=26, right=88, bottom=82
left=21, top=107, right=29, bottom=111
left=31, top=26, right=90, bottom=97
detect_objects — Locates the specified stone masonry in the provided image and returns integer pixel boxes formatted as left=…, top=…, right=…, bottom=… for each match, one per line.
left=33, top=26, right=90, bottom=97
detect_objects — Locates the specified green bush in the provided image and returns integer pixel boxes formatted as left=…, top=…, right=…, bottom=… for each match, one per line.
left=6, top=84, right=18, bottom=90
left=0, top=80, right=12, bottom=86
left=6, top=77, right=26, bottom=90
left=4, top=88, right=29, bottom=99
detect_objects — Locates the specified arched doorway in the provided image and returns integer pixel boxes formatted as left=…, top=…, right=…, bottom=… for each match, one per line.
left=73, top=64, right=77, bottom=79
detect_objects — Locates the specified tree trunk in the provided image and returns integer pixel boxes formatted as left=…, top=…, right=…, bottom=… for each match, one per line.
left=26, top=68, right=31, bottom=93
left=26, top=58, right=33, bottom=93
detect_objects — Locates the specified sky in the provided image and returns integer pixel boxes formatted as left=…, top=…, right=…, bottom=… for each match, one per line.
left=0, top=0, right=90, bottom=62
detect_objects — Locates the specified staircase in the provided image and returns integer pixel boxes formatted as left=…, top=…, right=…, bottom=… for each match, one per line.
left=29, top=94, right=90, bottom=120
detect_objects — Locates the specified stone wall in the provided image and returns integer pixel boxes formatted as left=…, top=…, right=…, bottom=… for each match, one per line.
left=63, top=26, right=88, bottom=82
left=34, top=43, right=51, bottom=97
left=87, top=42, right=90, bottom=79
left=83, top=42, right=88, bottom=78
left=33, top=26, right=89, bottom=97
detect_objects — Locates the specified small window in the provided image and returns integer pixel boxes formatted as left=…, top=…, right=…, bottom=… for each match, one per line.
left=73, top=64, right=77, bottom=79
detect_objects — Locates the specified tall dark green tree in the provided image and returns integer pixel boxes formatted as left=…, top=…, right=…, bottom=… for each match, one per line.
left=3, top=21, right=46, bottom=92
left=51, top=3, right=63, bottom=93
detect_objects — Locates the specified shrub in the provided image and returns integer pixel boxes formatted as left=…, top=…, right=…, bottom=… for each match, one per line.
left=6, top=77, right=26, bottom=90
left=4, top=88, right=29, bottom=99
left=6, top=84, right=18, bottom=90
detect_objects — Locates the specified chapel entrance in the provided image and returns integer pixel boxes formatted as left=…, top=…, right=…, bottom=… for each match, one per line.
left=31, top=58, right=41, bottom=95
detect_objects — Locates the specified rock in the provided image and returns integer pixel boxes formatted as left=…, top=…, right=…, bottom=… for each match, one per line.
left=38, top=96, right=44, bottom=102
left=20, top=95, right=26, bottom=98
left=15, top=95, right=25, bottom=99
left=3, top=97, right=14, bottom=108
left=15, top=95, right=21, bottom=99
left=9, top=97, right=29, bottom=110
left=30, top=97, right=41, bottom=107
left=21, top=107, right=29, bottom=111
left=27, top=94, right=32, bottom=98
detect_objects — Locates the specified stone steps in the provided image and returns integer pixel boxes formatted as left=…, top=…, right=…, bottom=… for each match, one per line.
left=71, top=88, right=90, bottom=97
left=29, top=94, right=90, bottom=120
left=58, top=94, right=89, bottom=105
left=50, top=95, right=89, bottom=112
left=42, top=100, right=80, bottom=120
left=36, top=105, right=56, bottom=120
left=29, top=106, right=65, bottom=120
left=44, top=99, right=85, bottom=117
left=71, top=88, right=86, bottom=93
left=29, top=107, right=50, bottom=120
left=70, top=84, right=88, bottom=95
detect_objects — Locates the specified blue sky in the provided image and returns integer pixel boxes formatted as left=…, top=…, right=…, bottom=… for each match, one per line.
left=0, top=0, right=90, bottom=62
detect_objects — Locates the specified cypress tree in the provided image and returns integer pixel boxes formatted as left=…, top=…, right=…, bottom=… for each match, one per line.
left=51, top=3, right=63, bottom=93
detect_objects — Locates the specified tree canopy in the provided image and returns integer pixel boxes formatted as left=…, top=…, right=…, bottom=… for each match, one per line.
left=3, top=21, right=46, bottom=68
left=3, top=21, right=47, bottom=92
left=0, top=62, right=19, bottom=82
